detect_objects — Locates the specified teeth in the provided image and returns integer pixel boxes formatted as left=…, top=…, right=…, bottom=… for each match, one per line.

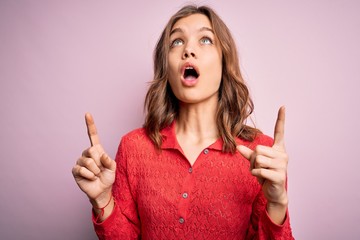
left=185, top=67, right=193, bottom=69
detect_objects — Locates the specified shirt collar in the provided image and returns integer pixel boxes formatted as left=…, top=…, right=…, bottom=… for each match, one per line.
left=160, top=121, right=180, bottom=150
left=160, top=121, right=224, bottom=151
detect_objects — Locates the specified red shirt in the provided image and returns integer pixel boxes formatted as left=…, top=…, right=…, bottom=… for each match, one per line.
left=93, top=122, right=294, bottom=239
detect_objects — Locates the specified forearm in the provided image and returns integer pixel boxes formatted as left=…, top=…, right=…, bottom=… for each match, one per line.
left=90, top=190, right=115, bottom=222
left=266, top=200, right=288, bottom=225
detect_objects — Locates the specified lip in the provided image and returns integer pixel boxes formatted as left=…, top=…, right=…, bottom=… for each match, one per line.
left=180, top=62, right=200, bottom=87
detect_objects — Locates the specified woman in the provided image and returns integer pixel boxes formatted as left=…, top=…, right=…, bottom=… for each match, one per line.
left=72, top=5, right=294, bottom=239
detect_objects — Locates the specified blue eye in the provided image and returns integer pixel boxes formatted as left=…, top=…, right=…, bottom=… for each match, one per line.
left=171, top=39, right=183, bottom=47
left=200, top=37, right=213, bottom=45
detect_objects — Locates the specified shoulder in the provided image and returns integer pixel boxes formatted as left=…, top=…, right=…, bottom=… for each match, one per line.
left=237, top=133, right=274, bottom=150
left=253, top=133, right=273, bottom=147
left=120, top=127, right=151, bottom=145
left=115, top=127, right=159, bottom=167
left=118, top=128, right=156, bottom=155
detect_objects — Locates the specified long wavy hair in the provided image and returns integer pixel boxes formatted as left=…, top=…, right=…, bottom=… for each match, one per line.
left=144, top=5, right=260, bottom=153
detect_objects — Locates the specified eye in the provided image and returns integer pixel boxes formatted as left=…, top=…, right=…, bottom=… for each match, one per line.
left=170, top=38, right=184, bottom=47
left=200, top=37, right=213, bottom=45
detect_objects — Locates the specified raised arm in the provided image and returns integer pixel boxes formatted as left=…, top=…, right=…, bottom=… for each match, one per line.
left=72, top=113, right=116, bottom=222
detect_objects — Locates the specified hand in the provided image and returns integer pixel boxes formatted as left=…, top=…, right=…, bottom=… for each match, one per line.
left=72, top=113, right=116, bottom=206
left=237, top=107, right=288, bottom=223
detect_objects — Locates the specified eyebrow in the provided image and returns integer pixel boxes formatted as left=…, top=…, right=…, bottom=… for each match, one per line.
left=170, top=27, right=214, bottom=36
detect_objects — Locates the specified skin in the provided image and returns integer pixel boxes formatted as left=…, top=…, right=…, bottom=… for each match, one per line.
left=238, top=106, right=289, bottom=224
left=72, top=113, right=116, bottom=221
left=168, top=14, right=223, bottom=105
left=72, top=13, right=289, bottom=225
left=167, top=14, right=223, bottom=165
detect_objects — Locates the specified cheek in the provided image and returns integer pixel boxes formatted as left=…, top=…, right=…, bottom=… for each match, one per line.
left=166, top=68, right=180, bottom=97
left=207, top=56, right=222, bottom=84
left=167, top=66, right=178, bottom=91
left=167, top=54, right=179, bottom=81
left=204, top=48, right=222, bottom=71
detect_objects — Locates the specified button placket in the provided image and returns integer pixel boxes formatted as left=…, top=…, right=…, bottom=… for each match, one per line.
left=177, top=164, right=194, bottom=226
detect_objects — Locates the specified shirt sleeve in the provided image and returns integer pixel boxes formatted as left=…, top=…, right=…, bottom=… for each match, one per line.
left=245, top=134, right=294, bottom=240
left=246, top=189, right=294, bottom=240
left=93, top=138, right=141, bottom=240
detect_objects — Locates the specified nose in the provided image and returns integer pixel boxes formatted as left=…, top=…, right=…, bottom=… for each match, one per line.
left=182, top=46, right=196, bottom=59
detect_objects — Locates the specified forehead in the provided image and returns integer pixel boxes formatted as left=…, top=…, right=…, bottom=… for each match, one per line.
left=171, top=13, right=212, bottom=32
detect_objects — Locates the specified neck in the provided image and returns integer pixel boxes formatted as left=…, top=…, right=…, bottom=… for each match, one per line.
left=176, top=100, right=219, bottom=143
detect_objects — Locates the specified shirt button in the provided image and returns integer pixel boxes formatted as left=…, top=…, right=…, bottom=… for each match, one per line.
left=203, top=148, right=209, bottom=154
left=179, top=217, right=185, bottom=224
left=182, top=192, right=188, bottom=199
left=188, top=167, right=193, bottom=173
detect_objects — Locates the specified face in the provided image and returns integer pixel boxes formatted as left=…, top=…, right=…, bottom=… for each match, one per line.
left=168, top=14, right=223, bottom=105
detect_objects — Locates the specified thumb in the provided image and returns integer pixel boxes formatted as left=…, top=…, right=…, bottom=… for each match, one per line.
left=237, top=145, right=253, bottom=160
left=100, top=153, right=116, bottom=171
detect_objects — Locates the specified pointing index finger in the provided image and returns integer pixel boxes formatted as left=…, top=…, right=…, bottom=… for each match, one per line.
left=85, top=113, right=100, bottom=146
left=273, top=106, right=286, bottom=150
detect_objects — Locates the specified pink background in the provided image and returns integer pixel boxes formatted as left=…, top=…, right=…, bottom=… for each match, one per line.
left=1, top=0, right=359, bottom=239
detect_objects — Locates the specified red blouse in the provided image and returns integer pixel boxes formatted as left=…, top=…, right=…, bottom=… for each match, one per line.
left=93, top=122, right=294, bottom=239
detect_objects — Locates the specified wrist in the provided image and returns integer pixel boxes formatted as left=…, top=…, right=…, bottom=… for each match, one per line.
left=267, top=201, right=288, bottom=214
left=268, top=190, right=289, bottom=206
left=90, top=190, right=115, bottom=223
left=90, top=189, right=112, bottom=208
left=266, top=198, right=288, bottom=225
left=268, top=196, right=288, bottom=208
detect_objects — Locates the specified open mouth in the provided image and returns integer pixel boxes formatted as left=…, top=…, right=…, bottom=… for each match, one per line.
left=183, top=66, right=199, bottom=79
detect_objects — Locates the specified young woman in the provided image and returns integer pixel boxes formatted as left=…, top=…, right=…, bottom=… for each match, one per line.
left=72, top=5, right=294, bottom=239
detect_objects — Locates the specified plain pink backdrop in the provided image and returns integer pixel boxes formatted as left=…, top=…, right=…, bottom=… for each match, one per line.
left=1, top=0, right=359, bottom=239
